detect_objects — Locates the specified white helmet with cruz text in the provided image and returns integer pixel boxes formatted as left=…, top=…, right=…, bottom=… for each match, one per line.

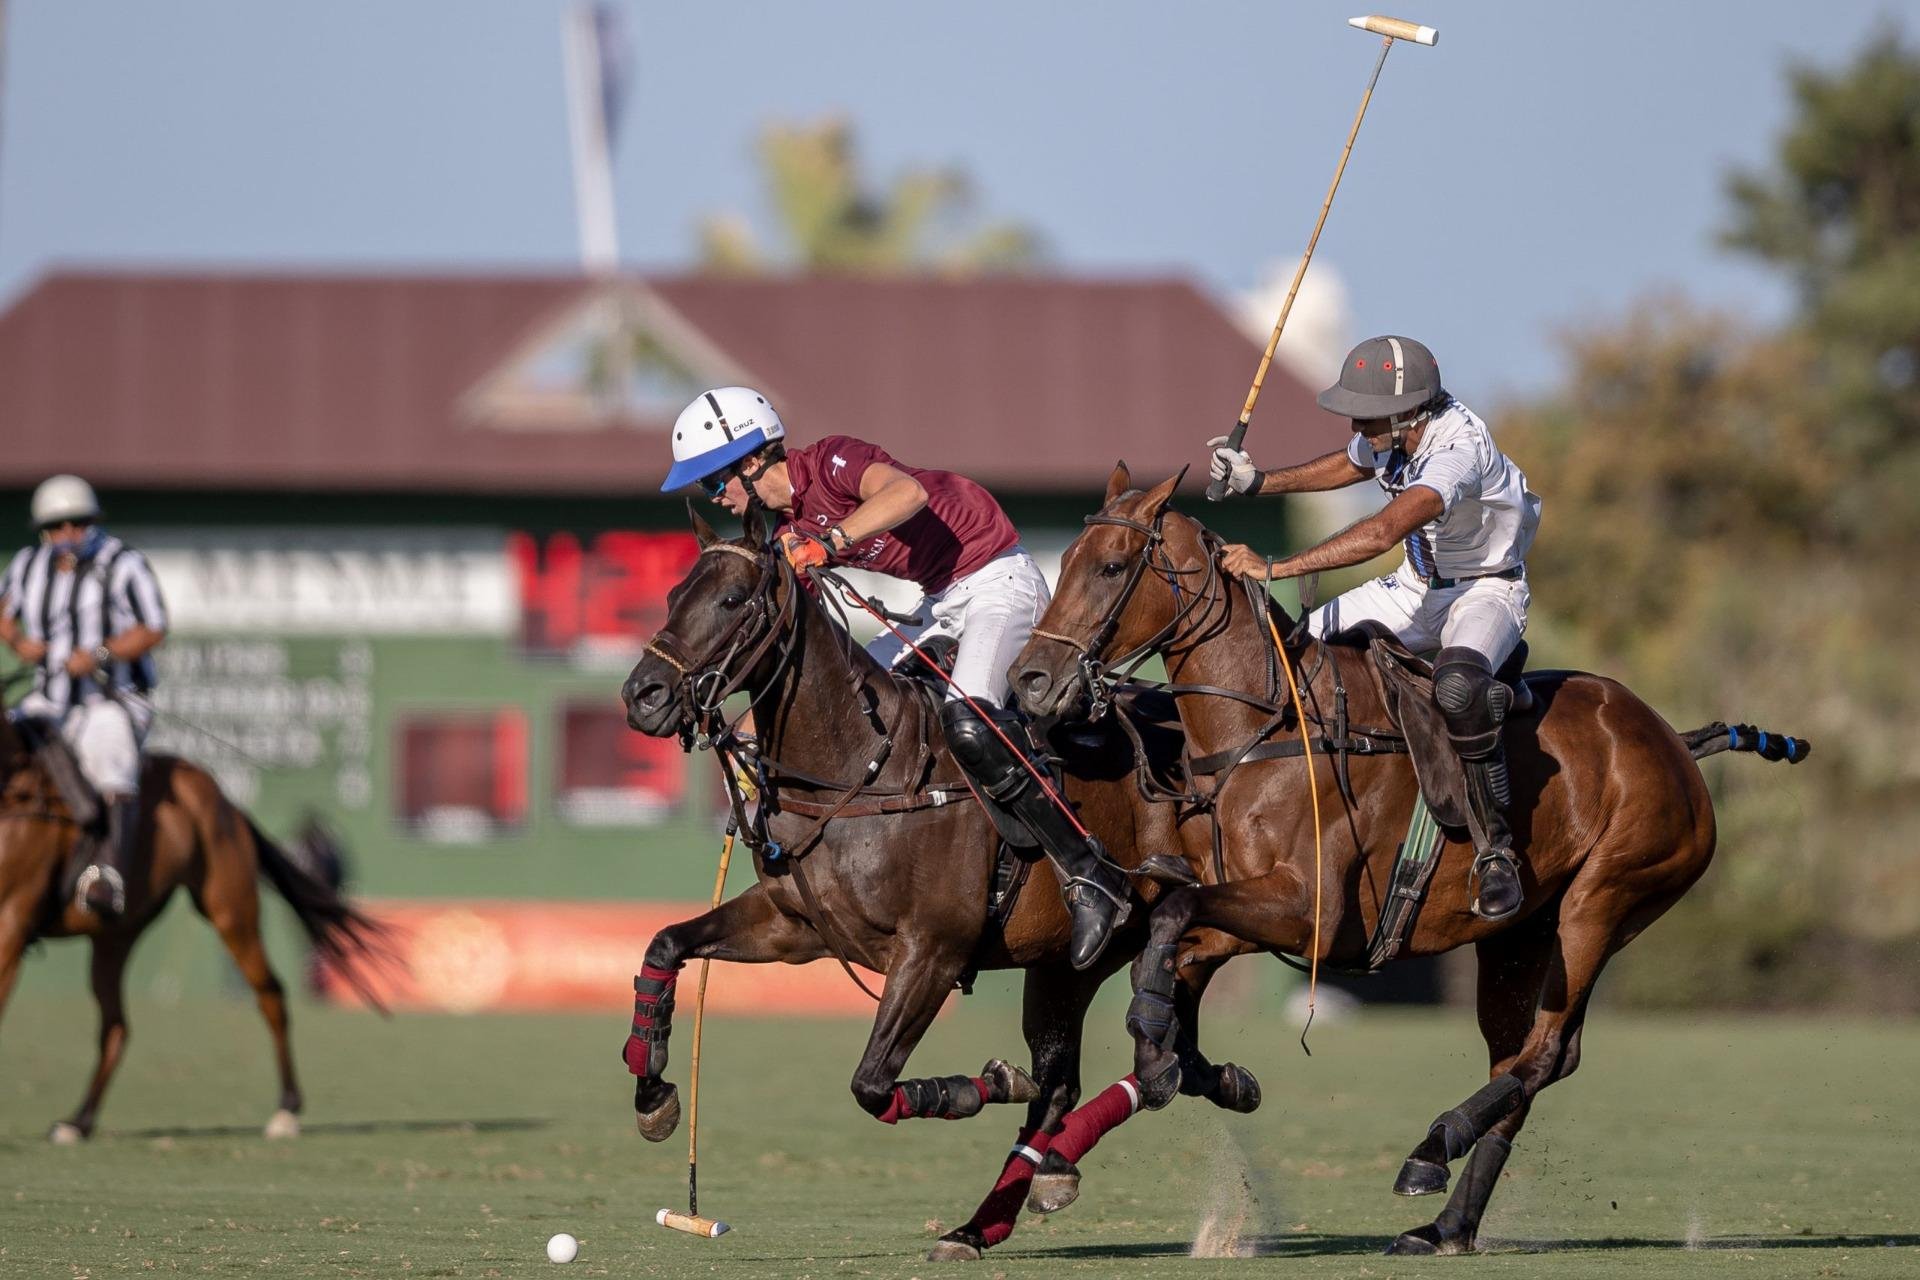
left=662, top=388, right=787, bottom=493
left=30, top=474, right=101, bottom=528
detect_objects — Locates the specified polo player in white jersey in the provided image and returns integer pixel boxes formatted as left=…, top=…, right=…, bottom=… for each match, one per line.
left=0, top=475, right=170, bottom=923
left=1209, top=336, right=1541, bottom=921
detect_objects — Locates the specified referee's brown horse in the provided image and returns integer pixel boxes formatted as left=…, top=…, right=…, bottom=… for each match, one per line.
left=618, top=508, right=1254, bottom=1260
left=1009, top=465, right=1810, bottom=1256
left=0, top=700, right=387, bottom=1142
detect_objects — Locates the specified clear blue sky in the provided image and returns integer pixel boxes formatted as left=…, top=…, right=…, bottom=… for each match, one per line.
left=0, top=0, right=1907, bottom=402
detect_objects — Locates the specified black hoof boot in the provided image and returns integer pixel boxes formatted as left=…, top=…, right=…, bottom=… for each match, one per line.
left=1392, top=1156, right=1450, bottom=1197
left=1471, top=850, right=1523, bottom=922
left=1026, top=1149, right=1082, bottom=1214
left=927, top=1226, right=986, bottom=1261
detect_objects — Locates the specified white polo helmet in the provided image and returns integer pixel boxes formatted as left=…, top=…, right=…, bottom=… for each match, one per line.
left=30, top=474, right=101, bottom=528
left=661, top=387, right=787, bottom=492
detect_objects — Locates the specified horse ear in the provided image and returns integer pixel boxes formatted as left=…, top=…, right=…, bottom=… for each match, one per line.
left=741, top=501, right=775, bottom=550
left=1104, top=460, right=1132, bottom=505
left=687, top=500, right=720, bottom=549
left=1143, top=464, right=1189, bottom=515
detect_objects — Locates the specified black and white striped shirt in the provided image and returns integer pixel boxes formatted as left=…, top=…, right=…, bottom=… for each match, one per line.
left=1, top=533, right=169, bottom=709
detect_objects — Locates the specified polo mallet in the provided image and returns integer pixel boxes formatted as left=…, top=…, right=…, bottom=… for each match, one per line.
left=1205, top=13, right=1440, bottom=502
left=654, top=809, right=742, bottom=1240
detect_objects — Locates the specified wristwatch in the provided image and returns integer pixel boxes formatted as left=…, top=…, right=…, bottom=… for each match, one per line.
left=92, top=644, right=112, bottom=668
left=828, top=524, right=851, bottom=553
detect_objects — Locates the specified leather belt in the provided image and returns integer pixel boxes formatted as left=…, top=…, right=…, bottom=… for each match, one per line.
left=1422, top=563, right=1524, bottom=591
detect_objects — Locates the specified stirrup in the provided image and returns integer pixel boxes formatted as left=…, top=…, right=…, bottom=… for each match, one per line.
left=1468, top=848, right=1521, bottom=922
left=76, top=865, right=126, bottom=920
left=1063, top=874, right=1133, bottom=929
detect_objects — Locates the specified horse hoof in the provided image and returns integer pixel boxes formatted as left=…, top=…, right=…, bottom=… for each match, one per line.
left=47, top=1122, right=86, bottom=1146
left=636, top=1082, right=682, bottom=1143
left=1392, top=1157, right=1450, bottom=1197
left=1136, top=1058, right=1181, bottom=1111
left=263, top=1109, right=301, bottom=1140
left=1386, top=1224, right=1472, bottom=1256
left=981, top=1059, right=1040, bottom=1105
left=1211, top=1063, right=1262, bottom=1114
left=1026, top=1152, right=1082, bottom=1214
left=927, top=1230, right=984, bottom=1262
left=1134, top=853, right=1200, bottom=887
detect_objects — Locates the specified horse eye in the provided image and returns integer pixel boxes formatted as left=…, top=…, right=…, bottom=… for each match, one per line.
left=1100, top=561, right=1126, bottom=578
left=720, top=593, right=746, bottom=609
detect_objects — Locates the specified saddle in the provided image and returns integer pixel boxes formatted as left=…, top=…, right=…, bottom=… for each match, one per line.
left=1337, top=623, right=1534, bottom=833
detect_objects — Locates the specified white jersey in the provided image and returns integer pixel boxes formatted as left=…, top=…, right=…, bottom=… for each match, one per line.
left=1346, top=396, right=1540, bottom=578
left=2, top=533, right=168, bottom=711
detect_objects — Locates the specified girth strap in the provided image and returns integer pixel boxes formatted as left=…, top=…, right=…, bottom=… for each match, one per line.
left=1188, top=732, right=1408, bottom=777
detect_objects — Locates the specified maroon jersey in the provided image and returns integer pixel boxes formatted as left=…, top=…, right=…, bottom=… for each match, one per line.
left=783, top=435, right=1020, bottom=595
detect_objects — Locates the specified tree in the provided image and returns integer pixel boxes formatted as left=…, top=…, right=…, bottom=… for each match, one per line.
left=1721, top=28, right=1920, bottom=464
left=697, top=117, right=1044, bottom=275
left=1494, top=31, right=1920, bottom=1009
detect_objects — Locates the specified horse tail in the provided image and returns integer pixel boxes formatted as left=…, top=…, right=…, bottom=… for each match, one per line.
left=245, top=816, right=398, bottom=1013
left=1681, top=721, right=1812, bottom=765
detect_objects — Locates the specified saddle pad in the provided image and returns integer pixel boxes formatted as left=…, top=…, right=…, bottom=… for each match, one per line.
left=1363, top=791, right=1448, bottom=970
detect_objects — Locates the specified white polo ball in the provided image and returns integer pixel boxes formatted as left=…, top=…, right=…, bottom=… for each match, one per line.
left=546, top=1233, right=579, bottom=1264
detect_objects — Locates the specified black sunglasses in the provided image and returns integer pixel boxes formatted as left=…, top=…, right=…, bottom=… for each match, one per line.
left=697, top=471, right=731, bottom=500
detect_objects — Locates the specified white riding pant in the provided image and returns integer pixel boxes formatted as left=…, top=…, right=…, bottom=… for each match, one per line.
left=1306, top=560, right=1529, bottom=671
left=16, top=692, right=151, bottom=797
left=865, top=547, right=1051, bottom=707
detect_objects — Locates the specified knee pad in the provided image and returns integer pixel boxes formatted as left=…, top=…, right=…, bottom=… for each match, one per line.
left=940, top=699, right=999, bottom=770
left=1433, top=648, right=1507, bottom=758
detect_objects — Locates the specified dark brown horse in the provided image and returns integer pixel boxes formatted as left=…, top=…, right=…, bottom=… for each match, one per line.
left=1009, top=465, right=1809, bottom=1255
left=0, top=698, right=387, bottom=1143
left=617, top=509, right=1259, bottom=1260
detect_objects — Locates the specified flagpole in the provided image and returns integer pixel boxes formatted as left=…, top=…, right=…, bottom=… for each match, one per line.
left=562, top=3, right=619, bottom=275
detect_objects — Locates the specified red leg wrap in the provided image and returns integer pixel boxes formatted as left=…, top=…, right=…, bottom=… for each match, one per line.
left=962, top=1127, right=1052, bottom=1247
left=876, top=1087, right=909, bottom=1125
left=1051, top=1074, right=1142, bottom=1165
left=623, top=964, right=678, bottom=1076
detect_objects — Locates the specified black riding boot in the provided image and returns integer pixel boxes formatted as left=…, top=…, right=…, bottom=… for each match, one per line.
left=80, top=795, right=138, bottom=924
left=1433, top=647, right=1525, bottom=924
left=1462, top=750, right=1523, bottom=922
left=940, top=700, right=1130, bottom=970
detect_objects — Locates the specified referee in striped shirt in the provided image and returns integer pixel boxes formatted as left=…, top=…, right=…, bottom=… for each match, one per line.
left=0, top=475, right=168, bottom=923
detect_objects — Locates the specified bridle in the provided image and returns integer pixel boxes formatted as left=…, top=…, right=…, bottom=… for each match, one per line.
left=641, top=543, right=801, bottom=743
left=1029, top=502, right=1230, bottom=719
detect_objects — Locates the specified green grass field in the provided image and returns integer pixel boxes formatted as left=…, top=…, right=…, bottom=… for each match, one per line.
left=0, top=985, right=1914, bottom=1279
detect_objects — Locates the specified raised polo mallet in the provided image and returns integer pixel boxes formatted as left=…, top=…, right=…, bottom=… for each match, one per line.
left=1205, top=13, right=1440, bottom=502
left=654, top=813, right=740, bottom=1240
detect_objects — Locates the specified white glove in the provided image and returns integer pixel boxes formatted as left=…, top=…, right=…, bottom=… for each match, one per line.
left=1207, top=436, right=1260, bottom=496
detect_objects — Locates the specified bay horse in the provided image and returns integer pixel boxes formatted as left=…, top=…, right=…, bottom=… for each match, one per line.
left=617, top=507, right=1260, bottom=1261
left=1008, top=465, right=1810, bottom=1255
left=0, top=692, right=388, bottom=1142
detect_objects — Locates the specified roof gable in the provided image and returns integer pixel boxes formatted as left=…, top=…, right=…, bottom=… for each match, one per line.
left=0, top=269, right=1339, bottom=494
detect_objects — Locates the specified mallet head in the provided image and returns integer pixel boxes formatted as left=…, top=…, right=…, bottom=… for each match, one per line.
left=656, top=1208, right=730, bottom=1238
left=1347, top=14, right=1438, bottom=45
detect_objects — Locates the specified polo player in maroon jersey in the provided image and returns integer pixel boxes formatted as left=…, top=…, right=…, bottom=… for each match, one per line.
left=662, top=386, right=1129, bottom=968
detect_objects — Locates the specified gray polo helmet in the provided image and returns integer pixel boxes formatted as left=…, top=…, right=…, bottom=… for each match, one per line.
left=1316, top=335, right=1444, bottom=419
